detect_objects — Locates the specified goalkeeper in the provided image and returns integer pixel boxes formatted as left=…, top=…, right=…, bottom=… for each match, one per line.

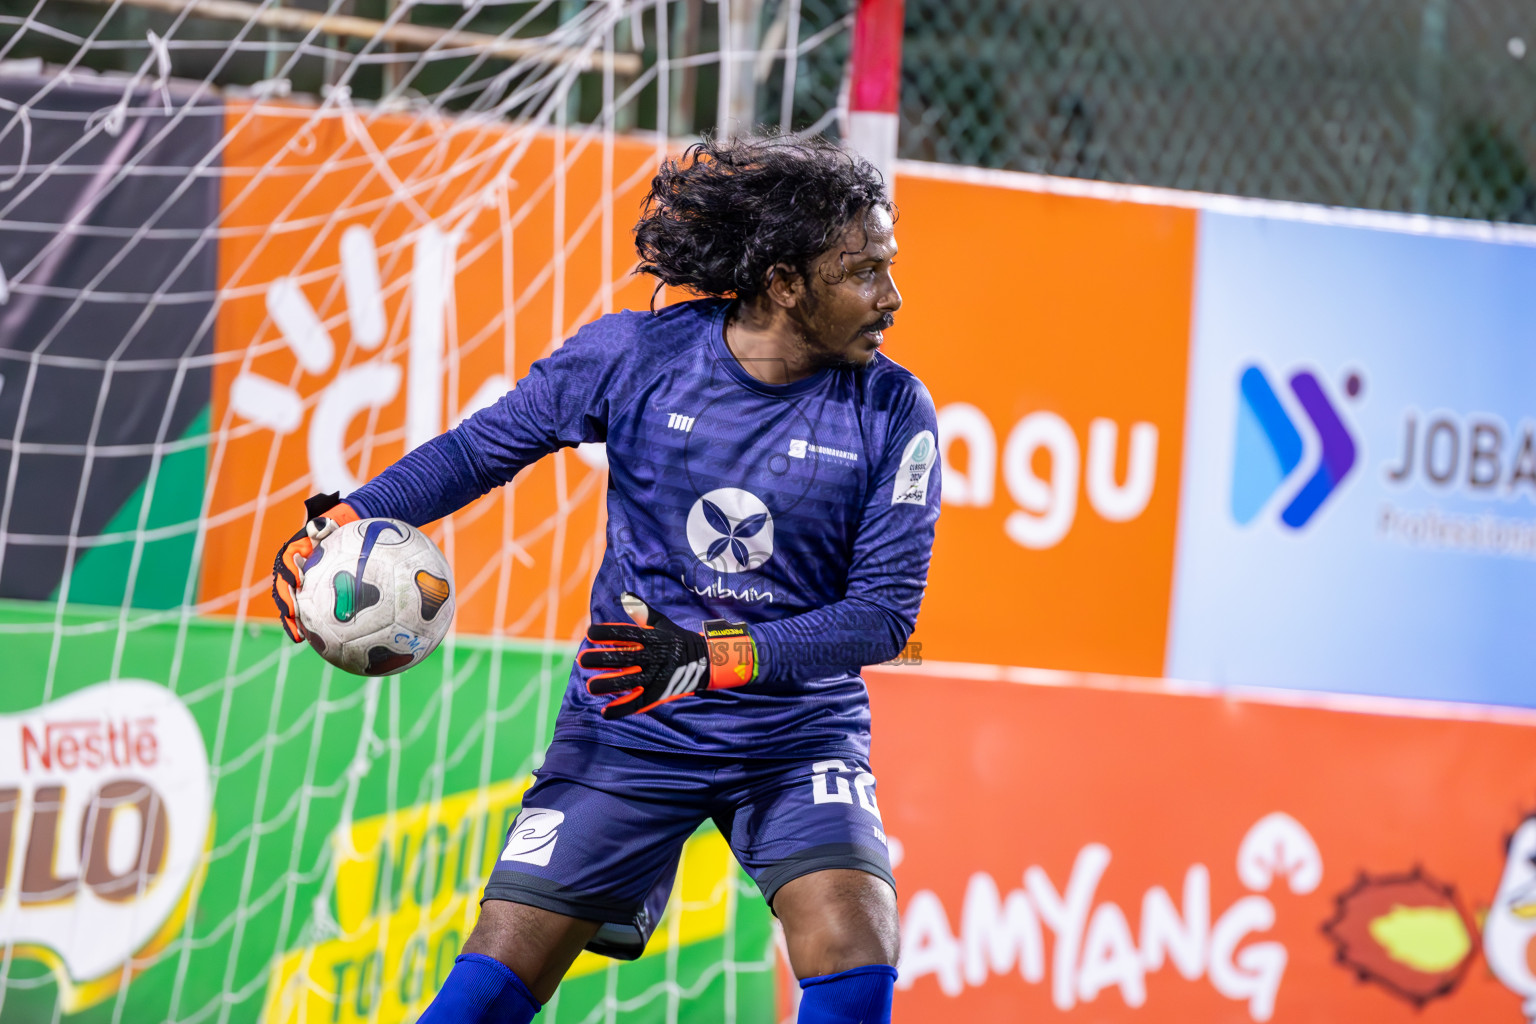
left=272, top=134, right=939, bottom=1024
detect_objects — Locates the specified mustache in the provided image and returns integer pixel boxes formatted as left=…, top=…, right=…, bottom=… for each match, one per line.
left=862, top=313, right=896, bottom=333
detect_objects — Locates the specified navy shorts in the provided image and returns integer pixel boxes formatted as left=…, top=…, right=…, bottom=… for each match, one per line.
left=482, top=738, right=894, bottom=959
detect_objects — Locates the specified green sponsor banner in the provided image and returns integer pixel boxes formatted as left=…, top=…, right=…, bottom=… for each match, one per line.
left=0, top=602, right=775, bottom=1023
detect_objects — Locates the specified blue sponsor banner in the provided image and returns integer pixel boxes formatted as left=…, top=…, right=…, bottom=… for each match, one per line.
left=1168, top=211, right=1536, bottom=706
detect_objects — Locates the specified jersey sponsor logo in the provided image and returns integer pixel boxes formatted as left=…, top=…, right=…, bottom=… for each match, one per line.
left=499, top=807, right=565, bottom=867
left=681, top=576, right=776, bottom=604
left=893, top=429, right=938, bottom=505
left=667, top=412, right=696, bottom=432
left=788, top=438, right=860, bottom=462
left=685, top=487, right=775, bottom=574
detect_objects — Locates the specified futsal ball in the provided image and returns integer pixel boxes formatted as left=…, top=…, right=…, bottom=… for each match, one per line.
left=294, top=518, right=455, bottom=676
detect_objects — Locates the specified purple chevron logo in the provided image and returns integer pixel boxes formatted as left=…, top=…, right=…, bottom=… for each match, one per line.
left=1231, top=365, right=1360, bottom=529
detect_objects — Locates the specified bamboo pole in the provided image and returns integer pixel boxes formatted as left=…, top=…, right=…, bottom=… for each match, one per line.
left=83, top=0, right=642, bottom=74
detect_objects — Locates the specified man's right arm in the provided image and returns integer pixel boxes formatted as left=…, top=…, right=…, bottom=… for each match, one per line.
left=276, top=320, right=629, bottom=641
left=345, top=318, right=628, bottom=526
left=343, top=426, right=503, bottom=527
left=271, top=317, right=631, bottom=640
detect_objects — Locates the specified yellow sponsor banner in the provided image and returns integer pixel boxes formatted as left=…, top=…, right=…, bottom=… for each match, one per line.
left=263, top=780, right=736, bottom=1023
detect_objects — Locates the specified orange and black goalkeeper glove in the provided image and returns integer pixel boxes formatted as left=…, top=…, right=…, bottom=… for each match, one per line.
left=578, top=593, right=758, bottom=720
left=270, top=491, right=360, bottom=642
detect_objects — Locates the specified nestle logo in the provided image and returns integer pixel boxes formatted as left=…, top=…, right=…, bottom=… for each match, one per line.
left=1232, top=364, right=1360, bottom=529
left=2, top=681, right=211, bottom=990
left=21, top=718, right=160, bottom=773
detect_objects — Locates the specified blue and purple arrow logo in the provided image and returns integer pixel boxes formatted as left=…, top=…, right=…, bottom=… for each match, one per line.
left=1231, top=364, right=1357, bottom=529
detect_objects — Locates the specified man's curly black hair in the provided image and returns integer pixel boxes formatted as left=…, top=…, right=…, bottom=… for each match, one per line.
left=634, top=133, right=891, bottom=305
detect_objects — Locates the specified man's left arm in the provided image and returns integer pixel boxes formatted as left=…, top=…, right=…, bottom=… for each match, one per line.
left=576, top=378, right=939, bottom=715
left=749, top=382, right=942, bottom=682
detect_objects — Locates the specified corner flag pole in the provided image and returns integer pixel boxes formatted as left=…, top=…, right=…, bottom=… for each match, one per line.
left=845, top=0, right=904, bottom=189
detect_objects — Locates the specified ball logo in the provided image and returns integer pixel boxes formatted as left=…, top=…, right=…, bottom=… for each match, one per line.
left=1231, top=364, right=1359, bottom=529
left=331, top=520, right=405, bottom=623
left=0, top=680, right=211, bottom=1011
left=685, top=488, right=775, bottom=574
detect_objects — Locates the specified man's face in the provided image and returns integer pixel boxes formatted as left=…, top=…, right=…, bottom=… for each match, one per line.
left=796, top=205, right=901, bottom=369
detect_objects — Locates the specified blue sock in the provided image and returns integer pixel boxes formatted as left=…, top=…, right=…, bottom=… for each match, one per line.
left=797, top=964, right=897, bottom=1024
left=416, top=953, right=541, bottom=1024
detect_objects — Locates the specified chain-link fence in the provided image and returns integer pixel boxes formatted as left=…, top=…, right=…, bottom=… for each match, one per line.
left=900, top=0, right=1536, bottom=223
left=3, top=0, right=1532, bottom=221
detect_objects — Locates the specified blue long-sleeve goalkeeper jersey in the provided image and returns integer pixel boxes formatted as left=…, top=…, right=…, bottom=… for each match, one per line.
left=346, top=298, right=941, bottom=760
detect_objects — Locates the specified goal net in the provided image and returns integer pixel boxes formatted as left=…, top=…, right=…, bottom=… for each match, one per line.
left=0, top=2, right=852, bottom=1021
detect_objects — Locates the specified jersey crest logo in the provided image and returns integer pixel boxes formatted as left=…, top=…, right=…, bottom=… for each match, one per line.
left=892, top=429, right=938, bottom=506
left=499, top=807, right=565, bottom=867
left=685, top=487, right=775, bottom=574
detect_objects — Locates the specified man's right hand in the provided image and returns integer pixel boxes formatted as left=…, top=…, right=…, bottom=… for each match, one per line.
left=271, top=492, right=360, bottom=642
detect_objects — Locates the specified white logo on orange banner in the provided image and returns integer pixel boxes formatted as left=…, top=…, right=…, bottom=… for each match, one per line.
left=500, top=807, right=566, bottom=867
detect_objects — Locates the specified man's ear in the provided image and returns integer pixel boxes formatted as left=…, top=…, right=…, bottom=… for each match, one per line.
left=764, top=263, right=805, bottom=310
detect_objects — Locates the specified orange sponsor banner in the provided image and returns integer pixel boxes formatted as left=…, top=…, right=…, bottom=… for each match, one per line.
left=869, top=665, right=1536, bottom=1022
left=882, top=168, right=1197, bottom=677
left=202, top=104, right=661, bottom=638
left=201, top=121, right=1195, bottom=663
